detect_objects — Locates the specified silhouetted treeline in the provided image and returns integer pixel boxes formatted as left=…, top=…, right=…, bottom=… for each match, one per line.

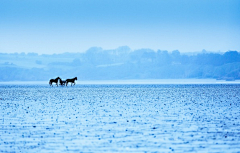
left=0, top=46, right=239, bottom=81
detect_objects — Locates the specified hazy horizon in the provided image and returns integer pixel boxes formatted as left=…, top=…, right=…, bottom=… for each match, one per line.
left=1, top=48, right=239, bottom=81
left=0, top=46, right=234, bottom=55
left=1, top=0, right=240, bottom=54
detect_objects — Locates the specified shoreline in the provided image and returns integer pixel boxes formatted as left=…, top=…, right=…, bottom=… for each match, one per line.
left=0, top=79, right=240, bottom=85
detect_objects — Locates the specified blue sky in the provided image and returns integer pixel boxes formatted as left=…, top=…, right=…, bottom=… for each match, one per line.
left=0, top=0, right=239, bottom=54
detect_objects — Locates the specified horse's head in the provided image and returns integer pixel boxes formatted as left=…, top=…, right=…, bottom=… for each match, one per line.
left=75, top=77, right=78, bottom=80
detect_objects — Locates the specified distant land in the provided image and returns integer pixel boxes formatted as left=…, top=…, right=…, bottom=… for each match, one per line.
left=0, top=46, right=239, bottom=81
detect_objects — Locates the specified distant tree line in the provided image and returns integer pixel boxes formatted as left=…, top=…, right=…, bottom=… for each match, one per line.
left=0, top=47, right=239, bottom=81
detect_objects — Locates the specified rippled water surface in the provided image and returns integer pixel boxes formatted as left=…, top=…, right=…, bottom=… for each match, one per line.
left=0, top=84, right=240, bottom=152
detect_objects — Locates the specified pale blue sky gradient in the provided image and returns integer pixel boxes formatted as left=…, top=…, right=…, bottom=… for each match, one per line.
left=0, top=0, right=239, bottom=54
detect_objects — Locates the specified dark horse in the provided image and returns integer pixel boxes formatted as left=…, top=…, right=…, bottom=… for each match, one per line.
left=66, top=77, right=77, bottom=86
left=49, top=77, right=60, bottom=87
left=59, top=78, right=66, bottom=86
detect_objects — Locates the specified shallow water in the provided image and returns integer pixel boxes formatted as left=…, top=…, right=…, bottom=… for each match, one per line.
left=0, top=84, right=240, bottom=152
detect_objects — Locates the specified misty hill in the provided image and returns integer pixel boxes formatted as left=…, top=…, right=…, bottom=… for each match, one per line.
left=0, top=46, right=239, bottom=81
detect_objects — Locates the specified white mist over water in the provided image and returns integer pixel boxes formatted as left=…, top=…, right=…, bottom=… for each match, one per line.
left=0, top=79, right=240, bottom=85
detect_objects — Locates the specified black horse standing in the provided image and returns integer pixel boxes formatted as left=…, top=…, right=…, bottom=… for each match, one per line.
left=66, top=77, right=77, bottom=86
left=59, top=78, right=66, bottom=86
left=49, top=77, right=60, bottom=87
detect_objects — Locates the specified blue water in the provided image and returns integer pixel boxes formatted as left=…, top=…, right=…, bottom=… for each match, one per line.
left=0, top=84, right=240, bottom=152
